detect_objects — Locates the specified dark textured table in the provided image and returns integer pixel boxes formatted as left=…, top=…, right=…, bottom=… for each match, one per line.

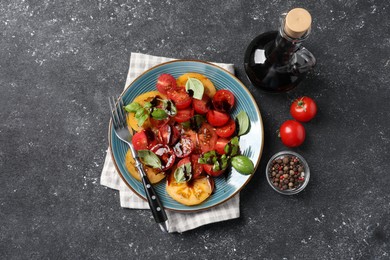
left=1, top=0, right=389, bottom=259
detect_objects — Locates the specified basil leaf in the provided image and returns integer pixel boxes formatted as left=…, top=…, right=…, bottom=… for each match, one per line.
left=162, top=100, right=177, bottom=116
left=144, top=102, right=152, bottom=109
left=198, top=150, right=218, bottom=164
left=135, top=108, right=146, bottom=118
left=224, top=136, right=240, bottom=157
left=137, top=114, right=149, bottom=127
left=137, top=150, right=162, bottom=169
left=231, top=155, right=254, bottom=175
left=181, top=121, right=190, bottom=130
left=151, top=108, right=168, bottom=120
left=125, top=102, right=142, bottom=113
left=174, top=162, right=192, bottom=183
left=185, top=77, right=204, bottom=100
left=236, top=110, right=250, bottom=136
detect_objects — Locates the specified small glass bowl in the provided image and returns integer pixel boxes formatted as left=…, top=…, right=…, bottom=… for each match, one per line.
left=266, top=151, right=310, bottom=195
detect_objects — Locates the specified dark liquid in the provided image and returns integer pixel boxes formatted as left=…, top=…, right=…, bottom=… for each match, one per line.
left=244, top=31, right=307, bottom=93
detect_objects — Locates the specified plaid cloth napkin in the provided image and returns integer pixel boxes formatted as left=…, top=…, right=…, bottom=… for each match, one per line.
left=100, top=53, right=240, bottom=233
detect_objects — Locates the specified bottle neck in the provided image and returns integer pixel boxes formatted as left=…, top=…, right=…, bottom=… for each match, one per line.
left=269, top=18, right=310, bottom=65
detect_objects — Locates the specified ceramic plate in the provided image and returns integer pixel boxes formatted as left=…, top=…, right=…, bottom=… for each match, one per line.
left=109, top=60, right=264, bottom=212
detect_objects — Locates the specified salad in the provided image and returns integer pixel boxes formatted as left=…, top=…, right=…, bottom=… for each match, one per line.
left=124, top=72, right=254, bottom=206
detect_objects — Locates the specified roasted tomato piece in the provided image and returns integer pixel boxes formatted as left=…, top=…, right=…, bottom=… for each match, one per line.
left=193, top=94, right=210, bottom=115
left=158, top=124, right=180, bottom=145
left=167, top=89, right=192, bottom=110
left=215, top=119, right=236, bottom=138
left=206, top=110, right=230, bottom=127
left=174, top=107, right=194, bottom=123
left=202, top=164, right=225, bottom=177
left=212, top=90, right=235, bottom=112
left=150, top=144, right=176, bottom=171
left=173, top=136, right=194, bottom=158
left=215, top=138, right=230, bottom=155
left=197, top=123, right=218, bottom=153
left=156, top=74, right=178, bottom=95
left=191, top=154, right=204, bottom=179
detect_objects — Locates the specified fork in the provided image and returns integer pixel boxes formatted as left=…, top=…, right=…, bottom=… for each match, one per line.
left=109, top=96, right=169, bottom=233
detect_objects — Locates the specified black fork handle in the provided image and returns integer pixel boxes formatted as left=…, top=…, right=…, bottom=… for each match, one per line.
left=136, top=162, right=168, bottom=226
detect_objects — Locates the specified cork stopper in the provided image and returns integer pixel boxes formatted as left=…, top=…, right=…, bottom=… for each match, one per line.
left=284, top=8, right=312, bottom=38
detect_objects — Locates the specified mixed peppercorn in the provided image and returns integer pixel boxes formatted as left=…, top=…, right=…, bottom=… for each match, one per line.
left=268, top=155, right=305, bottom=191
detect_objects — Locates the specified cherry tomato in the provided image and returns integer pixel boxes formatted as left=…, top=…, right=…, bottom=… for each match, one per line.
left=215, top=138, right=230, bottom=155
left=150, top=144, right=176, bottom=171
left=173, top=107, right=194, bottom=123
left=191, top=154, right=204, bottom=179
left=132, top=131, right=149, bottom=151
left=197, top=123, right=218, bottom=153
left=202, top=164, right=225, bottom=177
left=158, top=124, right=180, bottom=145
left=167, top=89, right=192, bottom=109
left=173, top=136, right=194, bottom=158
left=156, top=74, right=177, bottom=94
left=212, top=90, right=235, bottom=112
left=279, top=120, right=306, bottom=147
left=215, top=119, right=236, bottom=138
left=206, top=110, right=230, bottom=127
left=149, top=117, right=170, bottom=128
left=290, top=96, right=318, bottom=122
left=193, top=94, right=210, bottom=115
left=177, top=156, right=191, bottom=167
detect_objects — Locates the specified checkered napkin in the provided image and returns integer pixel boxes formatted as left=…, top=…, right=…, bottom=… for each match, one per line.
left=100, top=53, right=240, bottom=233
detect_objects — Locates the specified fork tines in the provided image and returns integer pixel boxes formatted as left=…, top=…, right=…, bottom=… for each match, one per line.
left=109, top=96, right=127, bottom=129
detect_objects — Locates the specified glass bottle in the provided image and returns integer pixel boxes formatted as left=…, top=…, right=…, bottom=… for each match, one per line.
left=244, top=8, right=316, bottom=93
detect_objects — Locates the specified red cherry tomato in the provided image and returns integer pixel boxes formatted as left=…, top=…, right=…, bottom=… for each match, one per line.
left=158, top=124, right=180, bottom=145
left=215, top=119, right=236, bottom=138
left=167, top=89, right=192, bottom=110
left=198, top=123, right=218, bottom=153
left=132, top=131, right=149, bottom=151
left=156, top=74, right=177, bottom=95
left=212, top=90, right=235, bottom=112
left=177, top=156, right=191, bottom=167
left=279, top=120, right=306, bottom=147
left=290, top=96, right=318, bottom=122
left=206, top=110, right=230, bottom=127
left=173, top=136, right=194, bottom=158
left=173, top=107, right=194, bottom=123
left=202, top=164, right=225, bottom=177
left=149, top=117, right=170, bottom=128
left=150, top=144, right=176, bottom=171
left=193, top=94, right=210, bottom=115
left=215, top=138, right=230, bottom=155
left=191, top=154, right=204, bottom=179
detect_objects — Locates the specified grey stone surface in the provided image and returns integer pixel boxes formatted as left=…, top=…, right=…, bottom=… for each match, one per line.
left=1, top=0, right=389, bottom=259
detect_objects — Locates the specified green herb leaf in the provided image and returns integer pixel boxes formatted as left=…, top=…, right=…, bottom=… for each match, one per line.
left=231, top=155, right=254, bottom=175
left=144, top=102, right=153, bottom=109
left=137, top=114, right=149, bottom=127
left=236, top=110, right=250, bottom=136
left=135, top=108, right=146, bottom=118
left=137, top=150, right=162, bottom=169
left=124, top=102, right=142, bottom=113
left=151, top=108, right=168, bottom=120
left=181, top=121, right=190, bottom=130
left=198, top=150, right=218, bottom=164
left=224, top=136, right=240, bottom=157
left=185, top=77, right=204, bottom=100
left=162, top=100, right=177, bottom=116
left=174, top=162, right=192, bottom=183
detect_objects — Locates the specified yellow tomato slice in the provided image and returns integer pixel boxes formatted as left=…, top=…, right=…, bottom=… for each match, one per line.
left=127, top=91, right=167, bottom=132
left=125, top=150, right=166, bottom=184
left=166, top=172, right=213, bottom=206
left=176, top=73, right=217, bottom=98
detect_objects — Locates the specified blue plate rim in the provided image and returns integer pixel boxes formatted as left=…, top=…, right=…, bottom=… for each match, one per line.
left=108, top=59, right=264, bottom=212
